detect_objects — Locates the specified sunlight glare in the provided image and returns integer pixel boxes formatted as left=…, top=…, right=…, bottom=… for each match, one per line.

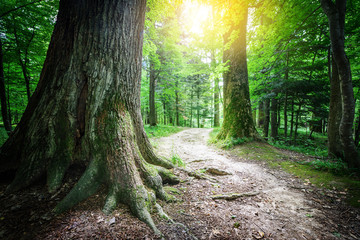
left=183, top=0, right=212, bottom=35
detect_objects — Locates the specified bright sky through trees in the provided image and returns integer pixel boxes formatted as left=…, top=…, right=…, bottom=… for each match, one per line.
left=182, top=0, right=212, bottom=34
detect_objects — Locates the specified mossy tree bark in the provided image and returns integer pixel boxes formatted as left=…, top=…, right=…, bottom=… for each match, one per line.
left=321, top=0, right=360, bottom=168
left=0, top=0, right=177, bottom=234
left=217, top=3, right=259, bottom=141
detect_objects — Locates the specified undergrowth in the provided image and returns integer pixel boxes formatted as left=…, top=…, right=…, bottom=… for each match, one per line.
left=144, top=124, right=183, bottom=138
left=208, top=127, right=253, bottom=149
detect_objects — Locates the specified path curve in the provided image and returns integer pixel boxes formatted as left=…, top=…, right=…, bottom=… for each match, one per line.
left=154, top=128, right=338, bottom=239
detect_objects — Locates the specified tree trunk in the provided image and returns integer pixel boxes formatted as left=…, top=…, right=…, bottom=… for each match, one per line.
left=175, top=79, right=179, bottom=126
left=270, top=97, right=278, bottom=139
left=290, top=96, right=295, bottom=138
left=321, top=0, right=359, bottom=168
left=325, top=28, right=342, bottom=158
left=13, top=23, right=35, bottom=101
left=263, top=99, right=270, bottom=138
left=354, top=108, right=360, bottom=147
left=0, top=0, right=177, bottom=234
left=0, top=38, right=12, bottom=134
left=217, top=4, right=258, bottom=140
left=258, top=101, right=264, bottom=127
left=294, top=102, right=302, bottom=144
left=284, top=92, right=288, bottom=138
left=149, top=58, right=157, bottom=126
left=163, top=101, right=166, bottom=125
left=212, top=50, right=220, bottom=128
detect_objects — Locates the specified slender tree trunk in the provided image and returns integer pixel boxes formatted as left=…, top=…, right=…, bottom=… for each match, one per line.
left=284, top=92, right=288, bottom=138
left=0, top=1, right=177, bottom=234
left=175, top=80, right=179, bottom=126
left=0, top=39, right=12, bottom=134
left=13, top=24, right=35, bottom=101
left=294, top=102, right=302, bottom=144
left=217, top=4, right=259, bottom=140
left=321, top=0, right=359, bottom=168
left=263, top=99, right=270, bottom=138
left=212, top=50, right=220, bottom=128
left=258, top=101, right=264, bottom=127
left=270, top=97, right=278, bottom=139
left=149, top=59, right=157, bottom=126
left=290, top=96, right=295, bottom=138
left=163, top=101, right=166, bottom=125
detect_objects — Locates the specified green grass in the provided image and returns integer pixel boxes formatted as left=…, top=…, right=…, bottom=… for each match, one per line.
left=208, top=127, right=253, bottom=149
left=264, top=127, right=328, bottom=158
left=281, top=161, right=360, bottom=207
left=144, top=124, right=184, bottom=138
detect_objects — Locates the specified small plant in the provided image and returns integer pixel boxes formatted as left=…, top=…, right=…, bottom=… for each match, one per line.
left=307, top=159, right=348, bottom=176
left=171, top=152, right=185, bottom=167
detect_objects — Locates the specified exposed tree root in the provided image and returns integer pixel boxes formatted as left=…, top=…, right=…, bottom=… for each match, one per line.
left=211, top=191, right=260, bottom=200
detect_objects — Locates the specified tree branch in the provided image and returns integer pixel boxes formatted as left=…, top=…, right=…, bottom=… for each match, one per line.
left=0, top=0, right=43, bottom=18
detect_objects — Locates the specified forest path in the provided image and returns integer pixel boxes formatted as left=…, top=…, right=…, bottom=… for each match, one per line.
left=153, top=128, right=349, bottom=239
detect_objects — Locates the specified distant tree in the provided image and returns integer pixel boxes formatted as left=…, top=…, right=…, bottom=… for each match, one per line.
left=217, top=1, right=259, bottom=140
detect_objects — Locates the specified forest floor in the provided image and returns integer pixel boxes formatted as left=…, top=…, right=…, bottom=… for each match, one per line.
left=1, top=128, right=359, bottom=239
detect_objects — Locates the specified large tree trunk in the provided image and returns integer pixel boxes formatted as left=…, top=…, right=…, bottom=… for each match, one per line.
left=321, top=0, right=359, bottom=168
left=0, top=0, right=177, bottom=234
left=327, top=53, right=343, bottom=158
left=149, top=58, right=157, bottom=126
left=0, top=39, right=12, bottom=134
left=217, top=4, right=258, bottom=140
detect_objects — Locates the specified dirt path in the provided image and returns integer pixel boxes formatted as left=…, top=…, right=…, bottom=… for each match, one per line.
left=154, top=128, right=358, bottom=240
left=1, top=128, right=358, bottom=239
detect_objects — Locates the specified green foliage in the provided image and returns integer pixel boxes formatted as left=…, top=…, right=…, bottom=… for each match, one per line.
left=305, top=159, right=348, bottom=176
left=144, top=124, right=183, bottom=138
left=170, top=152, right=185, bottom=167
left=0, top=127, right=8, bottom=146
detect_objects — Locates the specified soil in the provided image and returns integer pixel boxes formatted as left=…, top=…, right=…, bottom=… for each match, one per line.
left=1, top=128, right=359, bottom=239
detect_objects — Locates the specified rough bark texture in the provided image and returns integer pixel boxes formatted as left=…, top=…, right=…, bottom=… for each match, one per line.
left=0, top=0, right=177, bottom=234
left=0, top=39, right=12, bottom=134
left=217, top=5, right=259, bottom=140
left=321, top=0, right=359, bottom=168
left=149, top=59, right=157, bottom=126
left=328, top=54, right=343, bottom=158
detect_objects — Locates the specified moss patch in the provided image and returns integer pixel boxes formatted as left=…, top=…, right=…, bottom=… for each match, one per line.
left=280, top=161, right=360, bottom=207
left=163, top=186, right=182, bottom=195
